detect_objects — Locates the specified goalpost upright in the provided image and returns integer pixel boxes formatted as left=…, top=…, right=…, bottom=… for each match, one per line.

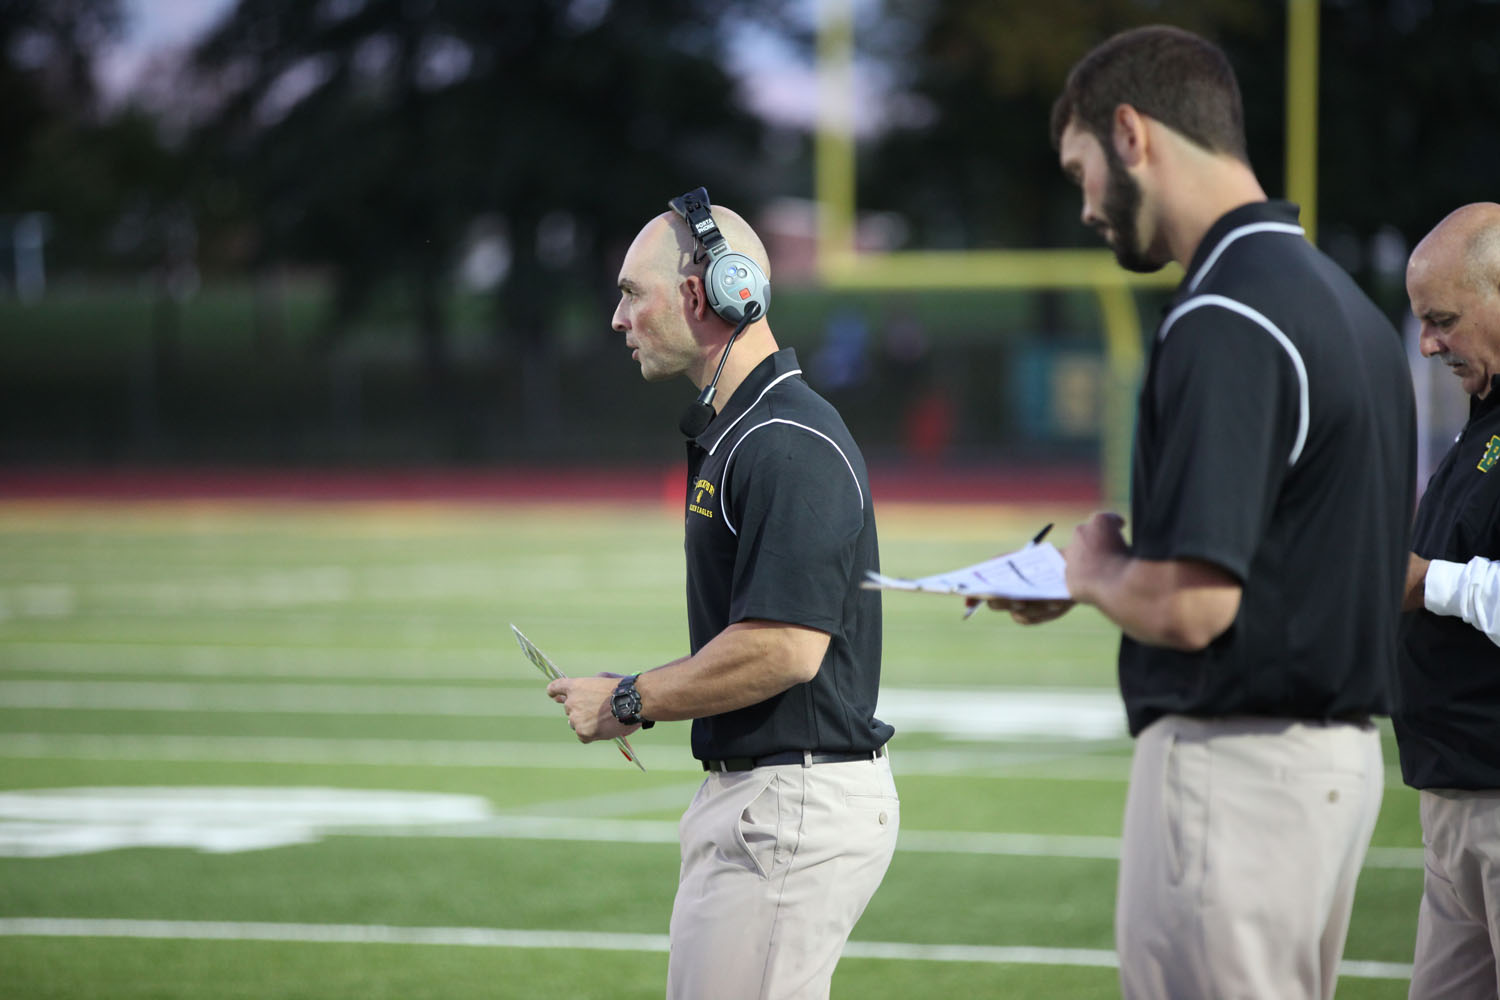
left=813, top=0, right=1321, bottom=507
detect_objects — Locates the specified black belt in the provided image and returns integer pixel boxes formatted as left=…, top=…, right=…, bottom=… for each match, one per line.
left=701, top=746, right=887, bottom=773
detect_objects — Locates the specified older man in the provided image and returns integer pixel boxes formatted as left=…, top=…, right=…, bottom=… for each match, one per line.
left=1397, top=202, right=1500, bottom=999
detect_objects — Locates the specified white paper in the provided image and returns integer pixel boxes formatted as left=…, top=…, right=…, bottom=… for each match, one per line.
left=862, top=541, right=1070, bottom=601
left=510, top=624, right=646, bottom=771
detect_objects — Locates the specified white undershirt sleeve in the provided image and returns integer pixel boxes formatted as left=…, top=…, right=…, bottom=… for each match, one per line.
left=1424, top=557, right=1500, bottom=648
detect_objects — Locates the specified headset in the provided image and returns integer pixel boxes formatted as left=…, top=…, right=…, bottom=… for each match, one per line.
left=667, top=186, right=771, bottom=437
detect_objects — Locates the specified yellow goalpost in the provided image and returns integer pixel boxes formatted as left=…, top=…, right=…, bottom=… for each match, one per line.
left=813, top=0, right=1321, bottom=505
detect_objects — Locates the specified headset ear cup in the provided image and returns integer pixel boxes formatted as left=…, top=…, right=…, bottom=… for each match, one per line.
left=705, top=252, right=770, bottom=326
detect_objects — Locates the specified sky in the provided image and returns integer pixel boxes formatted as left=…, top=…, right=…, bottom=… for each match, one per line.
left=95, top=0, right=897, bottom=134
left=95, top=0, right=233, bottom=100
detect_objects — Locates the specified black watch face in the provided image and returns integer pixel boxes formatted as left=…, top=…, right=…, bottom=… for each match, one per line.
left=612, top=686, right=640, bottom=722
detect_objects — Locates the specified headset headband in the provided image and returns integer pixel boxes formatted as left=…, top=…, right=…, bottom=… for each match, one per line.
left=668, top=186, right=730, bottom=260
left=664, top=185, right=770, bottom=436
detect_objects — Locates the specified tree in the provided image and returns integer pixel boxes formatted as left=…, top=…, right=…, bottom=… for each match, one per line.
left=862, top=0, right=1267, bottom=252
left=0, top=0, right=136, bottom=276
left=187, top=0, right=788, bottom=440
left=1316, top=1, right=1500, bottom=263
left=862, top=0, right=1500, bottom=295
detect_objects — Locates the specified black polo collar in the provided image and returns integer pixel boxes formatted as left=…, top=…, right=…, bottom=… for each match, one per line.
left=689, top=347, right=804, bottom=454
left=1179, top=199, right=1305, bottom=298
left=1472, top=377, right=1500, bottom=420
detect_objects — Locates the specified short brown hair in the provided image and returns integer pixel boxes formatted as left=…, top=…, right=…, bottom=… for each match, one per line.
left=1050, top=25, right=1248, bottom=162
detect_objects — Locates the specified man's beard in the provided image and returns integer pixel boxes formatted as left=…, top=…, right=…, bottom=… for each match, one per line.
left=1102, top=151, right=1165, bottom=274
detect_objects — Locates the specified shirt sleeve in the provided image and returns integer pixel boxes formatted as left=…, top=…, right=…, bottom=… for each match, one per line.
left=1424, top=556, right=1500, bottom=648
left=721, top=422, right=866, bottom=634
left=1132, top=307, right=1301, bottom=581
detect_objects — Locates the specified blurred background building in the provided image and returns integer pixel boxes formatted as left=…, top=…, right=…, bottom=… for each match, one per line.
left=1, top=0, right=1493, bottom=493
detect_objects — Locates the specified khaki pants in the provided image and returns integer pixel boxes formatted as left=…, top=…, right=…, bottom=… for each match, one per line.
left=1409, top=789, right=1500, bottom=999
left=666, top=754, right=899, bottom=1000
left=1116, top=715, right=1383, bottom=1000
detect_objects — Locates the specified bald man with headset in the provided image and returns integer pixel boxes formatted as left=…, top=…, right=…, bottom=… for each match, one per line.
left=549, top=189, right=898, bottom=1000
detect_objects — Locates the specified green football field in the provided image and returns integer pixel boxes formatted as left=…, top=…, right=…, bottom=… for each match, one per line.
left=0, top=498, right=1421, bottom=999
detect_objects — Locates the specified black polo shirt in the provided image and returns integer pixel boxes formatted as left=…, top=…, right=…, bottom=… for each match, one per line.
left=1396, top=379, right=1500, bottom=789
left=681, top=347, right=892, bottom=760
left=1119, top=200, right=1416, bottom=737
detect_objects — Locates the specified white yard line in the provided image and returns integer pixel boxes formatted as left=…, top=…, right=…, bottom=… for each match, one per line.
left=496, top=782, right=702, bottom=818
left=0, top=680, right=1138, bottom=743
left=0, top=731, right=1414, bottom=787
left=0, top=733, right=683, bottom=770
left=0, top=776, right=1424, bottom=868
left=0, top=678, right=1407, bottom=778
left=0, top=732, right=1138, bottom=778
left=1, top=641, right=515, bottom=679
left=0, top=680, right=561, bottom=717
left=0, top=561, right=681, bottom=618
left=334, top=814, right=1424, bottom=870
left=0, top=917, right=1413, bottom=980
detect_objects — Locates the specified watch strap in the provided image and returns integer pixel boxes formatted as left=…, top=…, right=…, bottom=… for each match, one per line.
left=611, top=674, right=654, bottom=729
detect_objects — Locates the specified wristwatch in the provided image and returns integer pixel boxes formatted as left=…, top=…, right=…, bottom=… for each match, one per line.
left=610, top=674, right=655, bottom=729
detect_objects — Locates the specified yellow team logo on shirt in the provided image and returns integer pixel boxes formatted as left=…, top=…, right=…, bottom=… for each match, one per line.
left=689, top=478, right=715, bottom=519
left=1479, top=436, right=1500, bottom=473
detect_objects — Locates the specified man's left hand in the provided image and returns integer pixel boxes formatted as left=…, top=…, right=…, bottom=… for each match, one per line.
left=977, top=595, right=1075, bottom=625
left=547, top=675, right=639, bottom=742
left=1403, top=553, right=1430, bottom=612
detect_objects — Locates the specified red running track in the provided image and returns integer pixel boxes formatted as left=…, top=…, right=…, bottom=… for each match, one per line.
left=0, top=465, right=1100, bottom=506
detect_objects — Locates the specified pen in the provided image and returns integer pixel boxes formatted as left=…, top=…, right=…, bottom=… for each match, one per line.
left=1006, top=558, right=1033, bottom=585
left=965, top=526, right=1052, bottom=619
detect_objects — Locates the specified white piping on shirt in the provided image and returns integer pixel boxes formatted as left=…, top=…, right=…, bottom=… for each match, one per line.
left=719, top=418, right=864, bottom=537
left=1159, top=294, right=1310, bottom=467
left=1186, top=222, right=1306, bottom=293
left=707, top=369, right=804, bottom=455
